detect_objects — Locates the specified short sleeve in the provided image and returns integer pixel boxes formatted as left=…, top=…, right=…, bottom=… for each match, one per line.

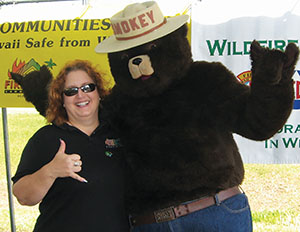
left=11, top=126, right=60, bottom=183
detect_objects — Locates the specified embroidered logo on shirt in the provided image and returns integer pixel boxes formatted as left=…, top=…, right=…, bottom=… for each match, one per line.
left=105, top=151, right=113, bottom=157
left=105, top=138, right=122, bottom=148
left=104, top=138, right=122, bottom=157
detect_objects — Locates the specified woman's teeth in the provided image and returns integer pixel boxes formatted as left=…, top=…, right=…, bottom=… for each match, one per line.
left=76, top=101, right=89, bottom=106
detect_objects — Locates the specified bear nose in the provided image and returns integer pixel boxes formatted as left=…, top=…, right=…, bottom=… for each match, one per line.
left=132, top=57, right=142, bottom=65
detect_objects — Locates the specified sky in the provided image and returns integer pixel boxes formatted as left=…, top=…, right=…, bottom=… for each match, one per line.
left=1, top=0, right=300, bottom=23
left=193, top=0, right=300, bottom=24
left=0, top=0, right=191, bottom=22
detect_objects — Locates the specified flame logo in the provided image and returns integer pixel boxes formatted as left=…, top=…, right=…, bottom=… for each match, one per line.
left=7, top=59, right=26, bottom=79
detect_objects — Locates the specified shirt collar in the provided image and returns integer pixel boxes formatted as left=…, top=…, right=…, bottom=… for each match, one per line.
left=54, top=120, right=110, bottom=133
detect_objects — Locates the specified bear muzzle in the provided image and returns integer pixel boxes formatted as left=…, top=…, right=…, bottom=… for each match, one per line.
left=128, top=55, right=154, bottom=80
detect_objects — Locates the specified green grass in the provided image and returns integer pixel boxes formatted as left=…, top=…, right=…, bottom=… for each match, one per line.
left=0, top=112, right=46, bottom=232
left=242, top=163, right=300, bottom=231
left=253, top=210, right=300, bottom=232
left=1, top=112, right=300, bottom=231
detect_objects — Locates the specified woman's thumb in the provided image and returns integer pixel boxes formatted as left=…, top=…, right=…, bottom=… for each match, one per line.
left=58, top=139, right=66, bottom=154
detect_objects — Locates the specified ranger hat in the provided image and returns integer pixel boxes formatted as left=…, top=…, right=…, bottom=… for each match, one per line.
left=95, top=1, right=189, bottom=53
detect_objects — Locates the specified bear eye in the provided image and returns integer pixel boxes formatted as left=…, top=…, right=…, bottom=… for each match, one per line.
left=149, top=43, right=157, bottom=51
left=120, top=53, right=129, bottom=60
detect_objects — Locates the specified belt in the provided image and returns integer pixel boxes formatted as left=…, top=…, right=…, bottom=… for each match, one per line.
left=130, top=186, right=242, bottom=226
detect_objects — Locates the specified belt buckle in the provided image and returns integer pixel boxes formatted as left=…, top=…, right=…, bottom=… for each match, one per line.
left=154, top=207, right=176, bottom=223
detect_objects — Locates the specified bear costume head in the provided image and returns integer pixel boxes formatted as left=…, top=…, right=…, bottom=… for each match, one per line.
left=95, top=1, right=192, bottom=98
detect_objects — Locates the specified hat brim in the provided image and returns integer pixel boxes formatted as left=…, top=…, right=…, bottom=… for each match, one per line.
left=95, top=14, right=189, bottom=53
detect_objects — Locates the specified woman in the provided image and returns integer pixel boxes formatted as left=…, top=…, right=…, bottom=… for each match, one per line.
left=12, top=60, right=130, bottom=232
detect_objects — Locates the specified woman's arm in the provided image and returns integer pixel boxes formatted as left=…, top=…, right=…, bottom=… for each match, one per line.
left=13, top=139, right=86, bottom=206
left=13, top=163, right=56, bottom=206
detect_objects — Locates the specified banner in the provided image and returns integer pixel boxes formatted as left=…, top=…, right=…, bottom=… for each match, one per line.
left=0, top=17, right=191, bottom=108
left=191, top=12, right=300, bottom=163
left=0, top=18, right=114, bottom=107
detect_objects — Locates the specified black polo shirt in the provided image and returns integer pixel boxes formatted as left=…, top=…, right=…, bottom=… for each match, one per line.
left=12, top=122, right=129, bottom=232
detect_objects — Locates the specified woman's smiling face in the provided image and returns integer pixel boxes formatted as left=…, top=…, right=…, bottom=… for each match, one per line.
left=63, top=70, right=100, bottom=124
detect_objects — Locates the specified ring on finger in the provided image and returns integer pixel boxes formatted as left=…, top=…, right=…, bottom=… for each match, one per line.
left=74, top=161, right=80, bottom=167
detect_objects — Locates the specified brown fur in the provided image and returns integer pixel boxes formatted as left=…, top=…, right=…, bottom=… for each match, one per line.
left=102, top=25, right=299, bottom=214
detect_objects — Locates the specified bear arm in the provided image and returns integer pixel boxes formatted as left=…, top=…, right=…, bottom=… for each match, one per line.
left=200, top=61, right=294, bottom=141
left=11, top=65, right=53, bottom=117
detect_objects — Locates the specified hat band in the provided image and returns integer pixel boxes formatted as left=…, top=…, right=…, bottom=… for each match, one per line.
left=115, top=18, right=167, bottom=41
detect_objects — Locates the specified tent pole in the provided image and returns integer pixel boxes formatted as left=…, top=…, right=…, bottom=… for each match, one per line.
left=1, top=108, right=16, bottom=232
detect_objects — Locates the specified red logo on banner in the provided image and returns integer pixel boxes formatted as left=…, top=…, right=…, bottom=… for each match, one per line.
left=4, top=58, right=56, bottom=94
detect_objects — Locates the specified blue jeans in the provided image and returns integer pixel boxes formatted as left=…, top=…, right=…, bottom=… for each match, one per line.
left=131, top=193, right=253, bottom=232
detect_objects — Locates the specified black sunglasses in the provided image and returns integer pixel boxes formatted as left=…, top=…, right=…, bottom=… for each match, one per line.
left=63, top=83, right=96, bottom=97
